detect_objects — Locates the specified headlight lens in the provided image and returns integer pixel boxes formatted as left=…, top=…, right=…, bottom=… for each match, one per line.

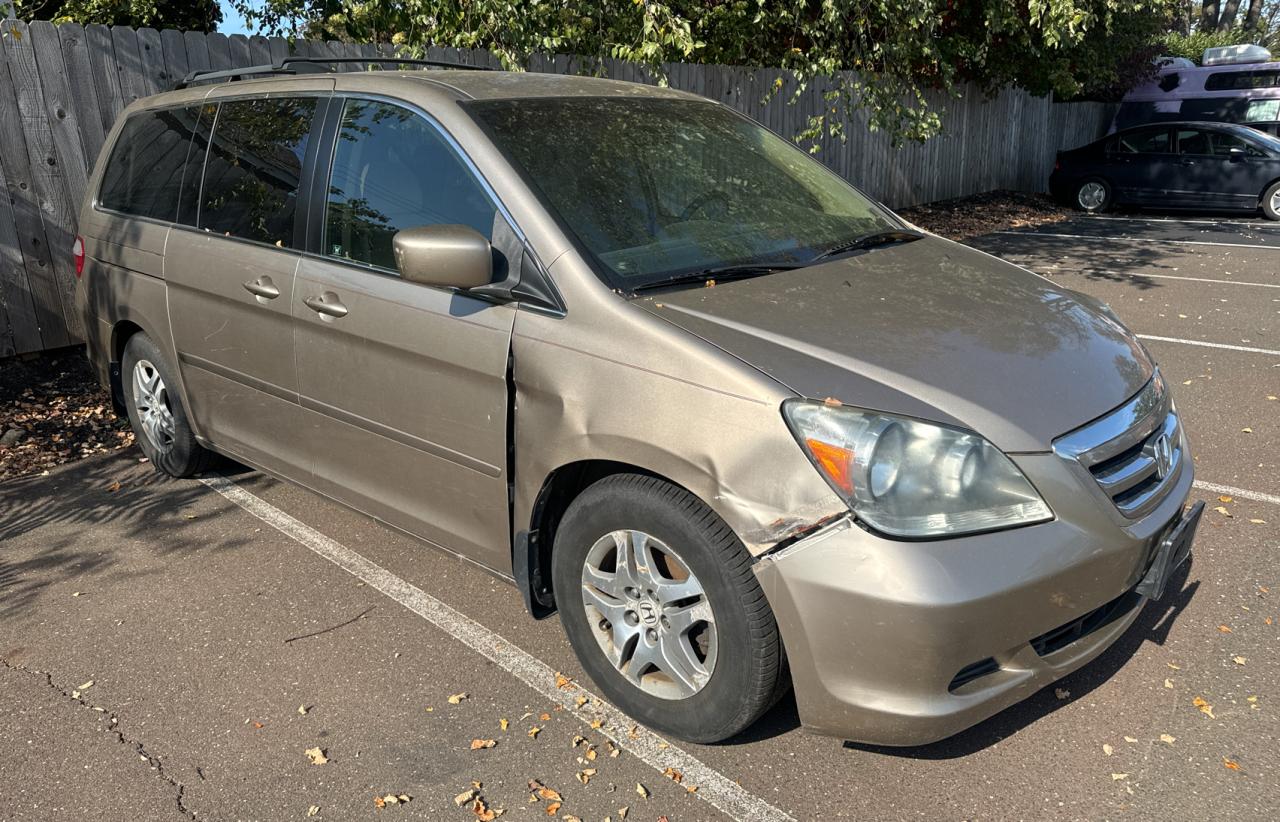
left=782, top=400, right=1052, bottom=538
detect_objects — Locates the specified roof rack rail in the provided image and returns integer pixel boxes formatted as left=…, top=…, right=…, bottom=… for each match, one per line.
left=174, top=56, right=494, bottom=90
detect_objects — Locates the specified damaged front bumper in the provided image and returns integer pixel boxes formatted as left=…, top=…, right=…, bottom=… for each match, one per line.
left=754, top=452, right=1195, bottom=746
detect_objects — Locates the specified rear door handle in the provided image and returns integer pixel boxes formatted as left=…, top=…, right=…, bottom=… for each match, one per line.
left=242, top=277, right=280, bottom=300
left=303, top=293, right=348, bottom=319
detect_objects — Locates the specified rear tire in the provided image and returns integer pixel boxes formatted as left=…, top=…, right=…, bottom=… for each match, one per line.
left=552, top=474, right=788, bottom=743
left=1262, top=181, right=1280, bottom=221
left=121, top=333, right=215, bottom=478
left=1074, top=177, right=1112, bottom=213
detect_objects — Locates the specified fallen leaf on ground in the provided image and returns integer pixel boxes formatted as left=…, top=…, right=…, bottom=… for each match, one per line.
left=627, top=725, right=639, bottom=740
left=1124, top=736, right=1138, bottom=743
left=1214, top=506, right=1232, bottom=517
left=1233, top=656, right=1247, bottom=665
left=544, top=802, right=561, bottom=816
left=1218, top=495, right=1234, bottom=503
left=107, top=480, right=120, bottom=492
left=635, top=783, right=649, bottom=799
left=1112, top=773, right=1129, bottom=781
left=589, top=719, right=603, bottom=730
left=1160, top=734, right=1176, bottom=744
left=1248, top=519, right=1266, bottom=524
left=79, top=680, right=94, bottom=690
left=298, top=704, right=309, bottom=715
left=539, top=712, right=551, bottom=722
left=528, top=726, right=542, bottom=739
left=470, top=739, right=497, bottom=750
left=306, top=806, right=319, bottom=817
left=1241, top=427, right=1253, bottom=433
left=575, top=695, right=588, bottom=707
left=1193, top=696, right=1215, bottom=718
left=576, top=768, right=597, bottom=784
left=662, top=767, right=683, bottom=784
left=1102, top=744, right=1113, bottom=756
left=1167, top=662, right=1181, bottom=670
left=1164, top=678, right=1174, bottom=689
left=472, top=796, right=503, bottom=820
left=555, top=673, right=573, bottom=689
left=617, top=808, right=628, bottom=819
left=532, top=784, right=562, bottom=803
left=454, top=789, right=479, bottom=806
left=252, top=722, right=264, bottom=729
left=1055, top=688, right=1070, bottom=700
left=305, top=747, right=328, bottom=765
left=1223, top=757, right=1241, bottom=771
left=499, top=718, right=509, bottom=731
left=447, top=693, right=469, bottom=704
left=1218, top=625, right=1233, bottom=633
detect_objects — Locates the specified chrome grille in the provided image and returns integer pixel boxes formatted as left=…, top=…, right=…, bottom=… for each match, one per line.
left=1054, top=373, right=1183, bottom=519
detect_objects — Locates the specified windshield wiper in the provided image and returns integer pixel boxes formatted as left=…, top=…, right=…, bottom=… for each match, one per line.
left=810, top=230, right=923, bottom=263
left=631, top=262, right=803, bottom=293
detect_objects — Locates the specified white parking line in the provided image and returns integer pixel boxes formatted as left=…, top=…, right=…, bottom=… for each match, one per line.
left=1136, top=334, right=1280, bottom=357
left=198, top=474, right=793, bottom=822
left=1079, top=215, right=1280, bottom=229
left=1042, top=269, right=1280, bottom=289
left=995, top=230, right=1278, bottom=250
left=1194, top=481, right=1280, bottom=507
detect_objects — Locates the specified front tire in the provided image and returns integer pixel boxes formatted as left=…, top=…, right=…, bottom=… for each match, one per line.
left=121, top=333, right=214, bottom=477
left=1262, top=181, right=1280, bottom=221
left=552, top=474, right=788, bottom=743
left=1075, top=177, right=1112, bottom=213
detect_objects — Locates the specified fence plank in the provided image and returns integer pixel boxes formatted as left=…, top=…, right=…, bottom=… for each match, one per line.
left=227, top=34, right=251, bottom=70
left=56, top=24, right=106, bottom=165
left=84, top=24, right=124, bottom=137
left=183, top=29, right=211, bottom=74
left=0, top=20, right=74, bottom=347
left=160, top=28, right=190, bottom=90
left=111, top=26, right=148, bottom=108
left=0, top=155, right=42, bottom=356
left=28, top=22, right=89, bottom=209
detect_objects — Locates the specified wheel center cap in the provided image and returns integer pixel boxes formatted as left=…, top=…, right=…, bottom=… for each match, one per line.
left=638, top=601, right=658, bottom=626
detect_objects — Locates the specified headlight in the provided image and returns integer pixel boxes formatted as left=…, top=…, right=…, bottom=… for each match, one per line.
left=782, top=400, right=1052, bottom=538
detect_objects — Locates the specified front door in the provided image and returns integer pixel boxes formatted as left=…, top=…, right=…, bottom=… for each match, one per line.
left=1106, top=126, right=1174, bottom=204
left=293, top=97, right=517, bottom=569
left=166, top=86, right=331, bottom=477
left=1174, top=127, right=1269, bottom=210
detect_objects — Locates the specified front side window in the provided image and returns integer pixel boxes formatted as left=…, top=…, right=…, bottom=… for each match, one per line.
left=99, top=107, right=204, bottom=221
left=199, top=96, right=317, bottom=246
left=1117, top=127, right=1171, bottom=154
left=1176, top=128, right=1212, bottom=155
left=1207, top=130, right=1266, bottom=157
left=323, top=99, right=497, bottom=271
left=466, top=97, right=901, bottom=289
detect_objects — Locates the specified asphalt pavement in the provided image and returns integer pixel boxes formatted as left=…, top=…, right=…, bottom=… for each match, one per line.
left=2, top=211, right=1278, bottom=821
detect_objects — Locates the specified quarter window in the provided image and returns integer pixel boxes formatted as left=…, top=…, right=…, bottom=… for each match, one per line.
left=1116, top=128, right=1170, bottom=154
left=323, top=99, right=497, bottom=271
left=199, top=97, right=317, bottom=247
left=99, top=107, right=204, bottom=221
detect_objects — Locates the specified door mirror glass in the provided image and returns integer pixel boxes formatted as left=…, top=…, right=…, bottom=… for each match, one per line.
left=393, top=225, right=493, bottom=289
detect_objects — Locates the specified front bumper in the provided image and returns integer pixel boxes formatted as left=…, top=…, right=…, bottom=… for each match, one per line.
left=754, top=449, right=1195, bottom=746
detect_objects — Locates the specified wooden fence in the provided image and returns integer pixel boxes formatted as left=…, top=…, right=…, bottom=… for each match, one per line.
left=0, top=21, right=1115, bottom=358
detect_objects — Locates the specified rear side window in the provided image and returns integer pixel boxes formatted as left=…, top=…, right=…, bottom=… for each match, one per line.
left=1116, top=128, right=1170, bottom=154
left=98, top=107, right=203, bottom=220
left=323, top=99, right=497, bottom=271
left=1204, top=70, right=1280, bottom=90
left=199, top=97, right=317, bottom=247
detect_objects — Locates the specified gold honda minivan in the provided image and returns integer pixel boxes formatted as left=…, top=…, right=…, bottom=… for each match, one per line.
left=75, top=59, right=1201, bottom=746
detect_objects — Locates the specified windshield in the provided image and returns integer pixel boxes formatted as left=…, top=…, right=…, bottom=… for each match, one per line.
left=465, top=97, right=902, bottom=290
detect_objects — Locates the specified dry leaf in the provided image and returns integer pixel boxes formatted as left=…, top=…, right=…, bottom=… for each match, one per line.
left=79, top=680, right=94, bottom=690
left=1223, top=757, right=1241, bottom=771
left=662, top=767, right=683, bottom=784
left=374, top=796, right=385, bottom=809
left=528, top=726, right=542, bottom=739
left=1241, top=427, right=1253, bottom=433
left=470, top=739, right=497, bottom=750
left=1111, top=773, right=1129, bottom=781
left=589, top=719, right=603, bottom=730
left=298, top=704, right=309, bottom=715
left=635, top=783, right=649, bottom=799
left=1160, top=734, right=1176, bottom=744
left=107, top=480, right=120, bottom=492
left=253, top=722, right=265, bottom=729
left=555, top=673, right=573, bottom=689
left=1164, top=678, right=1174, bottom=689
left=306, top=806, right=320, bottom=817
left=1218, top=625, right=1233, bottom=633
left=535, top=786, right=563, bottom=803
left=1233, top=656, right=1247, bottom=665
left=447, top=693, right=469, bottom=704
left=1214, top=506, right=1232, bottom=517
left=305, top=747, right=328, bottom=766
left=1124, top=736, right=1138, bottom=743
left=539, top=712, right=551, bottom=722
left=617, top=808, right=628, bottom=820
left=499, top=718, right=509, bottom=731
left=1102, top=744, right=1113, bottom=756
left=627, top=725, right=639, bottom=740
left=544, top=802, right=561, bottom=816
left=1218, top=495, right=1234, bottom=503
left=574, top=695, right=588, bottom=707
left=1267, top=617, right=1274, bottom=626
left=1167, top=663, right=1181, bottom=670
left=455, top=789, right=479, bottom=806
left=1248, top=519, right=1266, bottom=524
left=1055, top=688, right=1071, bottom=700
left=1193, top=696, right=1215, bottom=718
left=472, top=796, right=503, bottom=820
left=584, top=747, right=597, bottom=762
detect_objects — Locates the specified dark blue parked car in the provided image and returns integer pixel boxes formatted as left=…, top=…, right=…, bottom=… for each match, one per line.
left=1049, top=121, right=1280, bottom=220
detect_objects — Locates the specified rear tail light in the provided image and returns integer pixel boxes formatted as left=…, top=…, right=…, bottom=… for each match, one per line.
left=73, top=235, right=85, bottom=277
left=1053, top=159, right=1061, bottom=171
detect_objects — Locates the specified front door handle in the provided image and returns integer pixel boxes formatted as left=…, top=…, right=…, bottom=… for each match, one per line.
left=303, top=292, right=348, bottom=319
left=242, top=276, right=280, bottom=300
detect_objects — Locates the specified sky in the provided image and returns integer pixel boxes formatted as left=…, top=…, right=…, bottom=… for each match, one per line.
left=219, top=1, right=254, bottom=36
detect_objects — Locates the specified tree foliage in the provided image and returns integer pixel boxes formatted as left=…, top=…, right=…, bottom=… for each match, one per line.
left=11, top=0, right=222, bottom=31
left=233, top=1, right=1176, bottom=144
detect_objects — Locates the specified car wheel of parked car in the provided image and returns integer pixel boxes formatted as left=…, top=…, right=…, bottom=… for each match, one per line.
left=1263, top=181, right=1280, bottom=221
left=122, top=333, right=215, bottom=477
left=552, top=474, right=788, bottom=743
left=1075, top=178, right=1112, bottom=213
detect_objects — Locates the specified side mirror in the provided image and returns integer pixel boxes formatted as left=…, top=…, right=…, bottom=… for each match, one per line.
left=392, top=225, right=493, bottom=290
left=1228, top=146, right=1247, bottom=162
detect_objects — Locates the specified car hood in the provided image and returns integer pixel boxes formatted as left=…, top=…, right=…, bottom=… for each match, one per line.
left=637, top=237, right=1154, bottom=452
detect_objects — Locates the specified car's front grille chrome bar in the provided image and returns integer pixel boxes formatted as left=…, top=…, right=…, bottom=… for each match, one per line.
left=1054, top=372, right=1182, bottom=520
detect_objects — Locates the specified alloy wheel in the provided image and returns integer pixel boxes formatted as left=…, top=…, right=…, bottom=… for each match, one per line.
left=580, top=529, right=717, bottom=700
left=131, top=358, right=176, bottom=451
left=1077, top=181, right=1106, bottom=210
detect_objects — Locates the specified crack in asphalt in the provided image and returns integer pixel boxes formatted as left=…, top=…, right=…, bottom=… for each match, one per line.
left=0, top=657, right=198, bottom=821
